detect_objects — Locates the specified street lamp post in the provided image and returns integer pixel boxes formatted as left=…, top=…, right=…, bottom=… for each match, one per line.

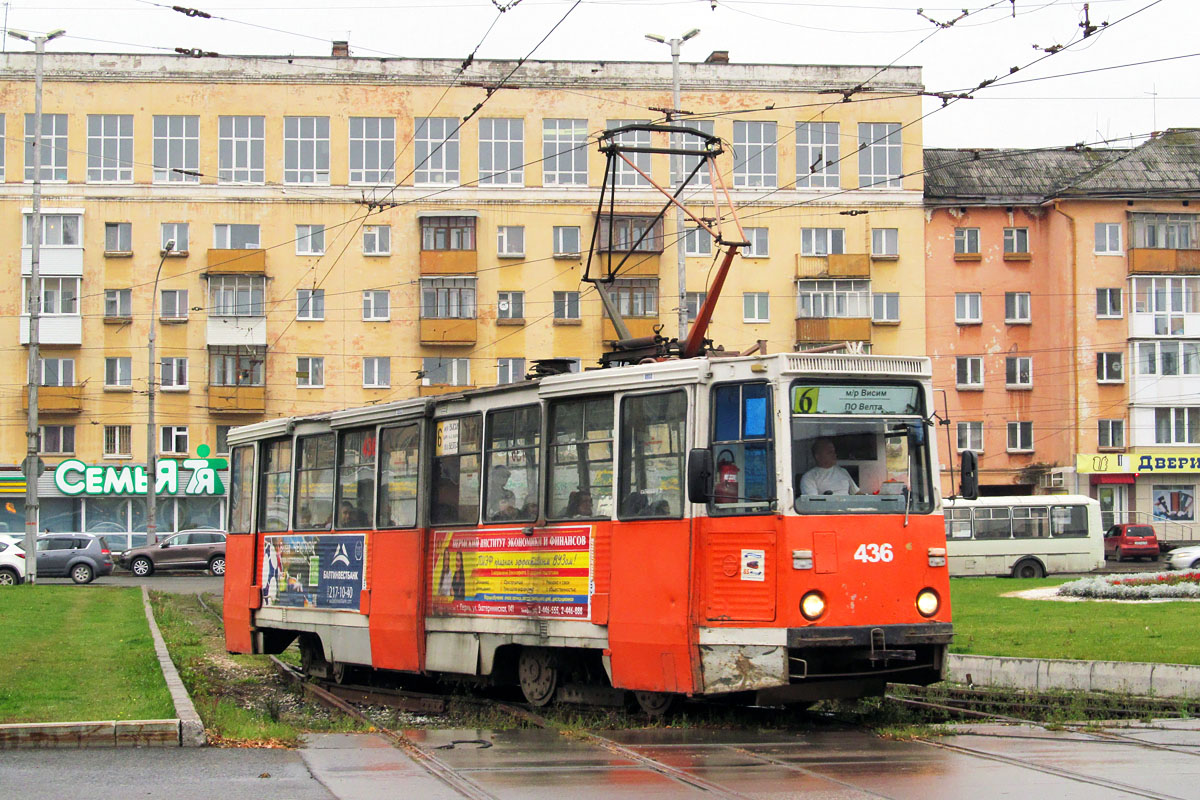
left=146, top=240, right=175, bottom=546
left=645, top=28, right=700, bottom=341
left=12, top=27, right=66, bottom=584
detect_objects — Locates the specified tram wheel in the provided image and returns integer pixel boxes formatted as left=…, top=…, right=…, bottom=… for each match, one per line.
left=517, top=647, right=559, bottom=706
left=633, top=690, right=676, bottom=718
left=330, top=661, right=348, bottom=685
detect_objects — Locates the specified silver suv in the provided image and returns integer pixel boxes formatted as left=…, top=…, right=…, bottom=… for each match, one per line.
left=36, top=534, right=115, bottom=584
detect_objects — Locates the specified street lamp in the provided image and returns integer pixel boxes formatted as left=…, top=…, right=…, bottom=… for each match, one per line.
left=146, top=240, right=176, bottom=546
left=645, top=29, right=700, bottom=341
left=12, top=27, right=67, bottom=584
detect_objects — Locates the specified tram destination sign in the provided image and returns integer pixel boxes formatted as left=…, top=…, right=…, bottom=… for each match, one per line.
left=792, top=385, right=920, bottom=416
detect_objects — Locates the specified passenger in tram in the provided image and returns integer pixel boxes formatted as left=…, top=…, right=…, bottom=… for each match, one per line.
left=488, top=465, right=515, bottom=518
left=566, top=490, right=594, bottom=517
left=800, top=438, right=863, bottom=496
left=338, top=501, right=365, bottom=528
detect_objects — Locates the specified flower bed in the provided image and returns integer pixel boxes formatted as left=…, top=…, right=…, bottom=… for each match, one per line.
left=1058, top=570, right=1200, bottom=600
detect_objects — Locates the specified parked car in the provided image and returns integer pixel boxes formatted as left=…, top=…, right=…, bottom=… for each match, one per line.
left=35, top=533, right=114, bottom=584
left=115, top=529, right=226, bottom=577
left=1166, top=544, right=1200, bottom=571
left=0, top=540, right=26, bottom=585
left=1103, top=523, right=1159, bottom=562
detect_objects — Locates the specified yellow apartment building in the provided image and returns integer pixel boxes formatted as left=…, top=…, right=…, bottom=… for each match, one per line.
left=0, top=49, right=926, bottom=543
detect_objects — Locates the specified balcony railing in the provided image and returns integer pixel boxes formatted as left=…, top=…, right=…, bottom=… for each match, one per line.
left=207, top=385, right=266, bottom=414
left=1128, top=248, right=1200, bottom=274
left=23, top=385, right=83, bottom=413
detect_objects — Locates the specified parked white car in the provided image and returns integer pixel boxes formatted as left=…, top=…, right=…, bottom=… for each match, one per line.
left=0, top=539, right=27, bottom=585
left=1166, top=545, right=1200, bottom=571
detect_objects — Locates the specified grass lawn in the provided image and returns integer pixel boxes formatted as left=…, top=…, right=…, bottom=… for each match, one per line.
left=950, top=577, right=1200, bottom=665
left=0, top=586, right=174, bottom=723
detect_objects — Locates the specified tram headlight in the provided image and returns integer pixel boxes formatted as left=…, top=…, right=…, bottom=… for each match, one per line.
left=916, top=588, right=940, bottom=618
left=800, top=591, right=826, bottom=621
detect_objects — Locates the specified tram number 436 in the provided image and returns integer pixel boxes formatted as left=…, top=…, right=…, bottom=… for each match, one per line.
left=853, top=543, right=894, bottom=563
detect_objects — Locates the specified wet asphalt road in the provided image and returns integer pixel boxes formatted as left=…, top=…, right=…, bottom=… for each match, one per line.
left=33, top=571, right=223, bottom=594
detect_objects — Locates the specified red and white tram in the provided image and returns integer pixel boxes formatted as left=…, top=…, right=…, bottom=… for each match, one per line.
left=224, top=352, right=955, bottom=711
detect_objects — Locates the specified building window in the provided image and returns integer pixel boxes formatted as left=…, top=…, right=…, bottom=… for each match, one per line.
left=0, top=116, right=5, bottom=180
left=363, top=357, right=390, bottom=388
left=362, top=290, right=390, bottom=321
left=209, top=276, right=264, bottom=316
left=1095, top=222, right=1122, bottom=254
left=685, top=291, right=707, bottom=321
left=497, top=225, right=524, bottom=257
left=210, top=346, right=265, bottom=386
left=1005, top=292, right=1032, bottom=323
left=217, top=115, right=265, bottom=183
left=542, top=119, right=588, bottom=186
left=605, top=120, right=652, bottom=188
left=1005, top=356, right=1032, bottom=389
left=857, top=122, right=901, bottom=189
left=497, top=291, right=524, bottom=320
left=553, top=226, right=581, bottom=257
left=87, top=114, right=134, bottom=182
left=733, top=120, right=777, bottom=188
left=954, top=227, right=980, bottom=255
left=153, top=115, right=199, bottom=183
left=497, top=358, right=526, bottom=385
left=795, top=121, right=839, bottom=188
left=25, top=113, right=68, bottom=181
left=1132, top=213, right=1196, bottom=249
left=1135, top=341, right=1200, bottom=376
left=104, top=425, right=132, bottom=458
left=598, top=215, right=663, bottom=253
left=161, top=357, right=188, bottom=389
left=161, top=426, right=189, bottom=455
left=296, top=224, right=325, bottom=255
left=671, top=119, right=714, bottom=187
left=739, top=292, right=768, bottom=323
left=296, top=289, right=325, bottom=321
left=161, top=289, right=188, bottom=321
left=349, top=117, right=396, bottom=184
left=871, top=228, right=898, bottom=257
left=800, top=228, right=845, bottom=257
left=40, top=425, right=75, bottom=455
left=283, top=116, right=330, bottom=184
left=213, top=223, right=260, bottom=249
left=1155, top=407, right=1200, bottom=444
left=24, top=213, right=80, bottom=246
left=215, top=425, right=233, bottom=455
left=1003, top=227, right=1030, bottom=254
left=362, top=225, right=390, bottom=255
left=105, top=222, right=132, bottom=253
left=161, top=222, right=188, bottom=252
left=613, top=278, right=658, bottom=318
left=872, top=292, right=899, bottom=322
left=422, top=357, right=469, bottom=386
left=957, top=421, right=983, bottom=453
left=40, top=358, right=75, bottom=386
left=1097, top=352, right=1124, bottom=383
left=105, top=357, right=132, bottom=388
left=23, top=277, right=80, bottom=315
left=744, top=227, right=769, bottom=257
left=1098, top=419, right=1125, bottom=450
left=479, top=118, right=523, bottom=186
left=105, top=289, right=132, bottom=319
left=420, top=277, right=476, bottom=318
left=955, top=292, right=982, bottom=324
left=414, top=117, right=459, bottom=185
left=420, top=216, right=475, bottom=250
left=684, top=227, right=712, bottom=257
left=956, top=356, right=983, bottom=389
left=796, top=279, right=871, bottom=318
left=1096, top=288, right=1122, bottom=318
left=297, top=357, right=325, bottom=388
left=1006, top=421, right=1033, bottom=452
left=553, top=291, right=580, bottom=320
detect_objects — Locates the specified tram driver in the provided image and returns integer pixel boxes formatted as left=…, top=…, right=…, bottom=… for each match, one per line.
left=799, top=437, right=864, bottom=496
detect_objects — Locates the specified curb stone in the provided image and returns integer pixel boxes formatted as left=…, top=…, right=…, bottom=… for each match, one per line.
left=947, top=653, right=1200, bottom=698
left=142, top=585, right=206, bottom=746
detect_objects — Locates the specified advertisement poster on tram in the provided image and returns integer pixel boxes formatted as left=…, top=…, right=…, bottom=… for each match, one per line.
left=429, top=526, right=591, bottom=619
left=261, top=534, right=367, bottom=610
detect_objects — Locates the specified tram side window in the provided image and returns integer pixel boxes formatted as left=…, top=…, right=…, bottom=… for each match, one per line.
left=295, top=433, right=335, bottom=530
left=432, top=415, right=482, bottom=526
left=377, top=424, right=419, bottom=528
left=618, top=391, right=686, bottom=519
left=1012, top=506, right=1050, bottom=539
left=973, top=507, right=1012, bottom=539
left=710, top=382, right=774, bottom=514
left=258, top=438, right=293, bottom=532
left=1052, top=505, right=1089, bottom=537
left=336, top=428, right=375, bottom=530
left=228, top=445, right=254, bottom=534
left=485, top=405, right=540, bottom=523
left=548, top=396, right=613, bottom=519
left=945, top=507, right=972, bottom=539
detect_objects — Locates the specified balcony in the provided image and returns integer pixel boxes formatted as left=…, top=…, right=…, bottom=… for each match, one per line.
left=602, top=317, right=660, bottom=342
left=207, top=385, right=266, bottom=414
left=420, top=250, right=477, bottom=275
left=419, top=318, right=477, bottom=345
left=795, top=317, right=872, bottom=343
left=23, top=385, right=83, bottom=414
left=207, top=316, right=267, bottom=347
left=1128, top=248, right=1200, bottom=274
left=796, top=253, right=870, bottom=278
left=206, top=248, right=266, bottom=273
left=22, top=247, right=83, bottom=276
left=20, top=316, right=82, bottom=346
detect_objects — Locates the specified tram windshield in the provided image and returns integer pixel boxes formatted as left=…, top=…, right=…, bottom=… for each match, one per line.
left=790, top=381, right=933, bottom=515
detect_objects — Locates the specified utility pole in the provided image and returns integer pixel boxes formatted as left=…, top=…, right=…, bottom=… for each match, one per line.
left=146, top=240, right=175, bottom=546
left=646, top=28, right=700, bottom=341
left=12, top=27, right=66, bottom=584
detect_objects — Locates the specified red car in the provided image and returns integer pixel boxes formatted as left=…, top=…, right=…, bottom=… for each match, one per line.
left=1104, top=524, right=1159, bottom=562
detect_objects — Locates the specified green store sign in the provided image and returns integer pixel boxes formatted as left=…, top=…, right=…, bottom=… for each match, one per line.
left=53, top=445, right=226, bottom=497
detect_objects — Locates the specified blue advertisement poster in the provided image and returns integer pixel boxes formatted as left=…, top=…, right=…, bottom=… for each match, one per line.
left=261, top=534, right=366, bottom=610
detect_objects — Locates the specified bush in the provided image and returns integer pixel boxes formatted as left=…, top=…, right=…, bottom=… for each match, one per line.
left=1058, top=571, right=1200, bottom=600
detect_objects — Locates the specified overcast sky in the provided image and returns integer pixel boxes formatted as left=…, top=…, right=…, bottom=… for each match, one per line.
left=8, top=0, right=1193, bottom=149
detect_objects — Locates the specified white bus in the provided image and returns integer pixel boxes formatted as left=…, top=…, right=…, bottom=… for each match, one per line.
left=943, top=495, right=1104, bottom=578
